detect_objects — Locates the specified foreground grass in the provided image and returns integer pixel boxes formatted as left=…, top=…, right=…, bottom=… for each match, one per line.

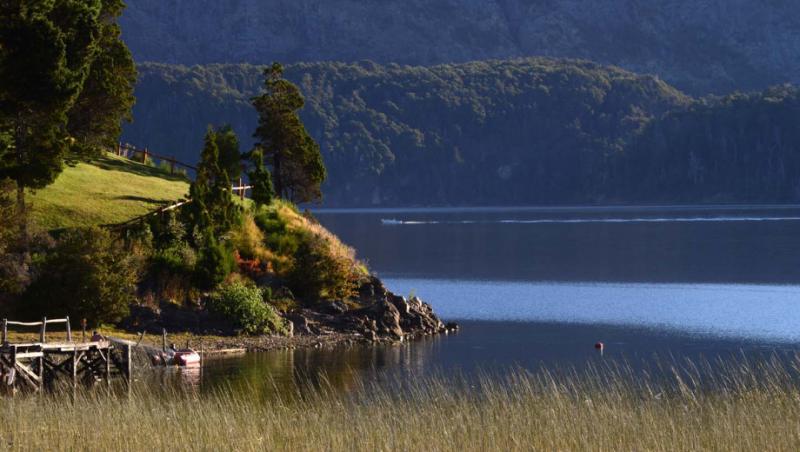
left=28, top=154, right=189, bottom=231
left=1, top=358, right=800, bottom=451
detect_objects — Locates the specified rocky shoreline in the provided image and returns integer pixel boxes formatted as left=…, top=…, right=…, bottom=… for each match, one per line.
left=121, top=276, right=457, bottom=353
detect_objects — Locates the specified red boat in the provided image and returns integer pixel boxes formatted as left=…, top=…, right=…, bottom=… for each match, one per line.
left=151, top=348, right=201, bottom=367
left=173, top=350, right=201, bottom=366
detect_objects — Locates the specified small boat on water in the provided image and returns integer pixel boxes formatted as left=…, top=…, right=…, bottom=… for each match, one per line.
left=172, top=349, right=201, bottom=366
left=150, top=342, right=202, bottom=367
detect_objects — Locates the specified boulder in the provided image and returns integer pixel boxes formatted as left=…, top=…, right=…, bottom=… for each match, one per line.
left=287, top=312, right=312, bottom=335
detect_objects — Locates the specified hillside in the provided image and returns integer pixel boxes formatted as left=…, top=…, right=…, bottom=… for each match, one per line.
left=617, top=86, right=800, bottom=203
left=120, top=0, right=800, bottom=95
left=124, top=59, right=690, bottom=206
left=28, top=155, right=189, bottom=231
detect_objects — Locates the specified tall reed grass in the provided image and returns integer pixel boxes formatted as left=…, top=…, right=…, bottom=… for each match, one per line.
left=2, top=355, right=800, bottom=451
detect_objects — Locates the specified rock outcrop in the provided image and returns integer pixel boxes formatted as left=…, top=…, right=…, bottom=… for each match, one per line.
left=285, top=276, right=450, bottom=341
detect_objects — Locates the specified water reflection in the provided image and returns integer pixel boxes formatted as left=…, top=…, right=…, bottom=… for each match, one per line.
left=193, top=339, right=445, bottom=398
left=135, top=321, right=800, bottom=398
left=146, top=206, right=800, bottom=396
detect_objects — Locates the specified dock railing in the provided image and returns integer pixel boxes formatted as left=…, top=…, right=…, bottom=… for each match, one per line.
left=2, top=317, right=72, bottom=345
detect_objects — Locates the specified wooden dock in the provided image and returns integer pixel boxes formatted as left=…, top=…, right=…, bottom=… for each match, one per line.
left=0, top=318, right=133, bottom=393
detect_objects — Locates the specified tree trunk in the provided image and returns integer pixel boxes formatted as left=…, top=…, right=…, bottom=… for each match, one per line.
left=16, top=182, right=28, bottom=255
left=274, top=152, right=283, bottom=199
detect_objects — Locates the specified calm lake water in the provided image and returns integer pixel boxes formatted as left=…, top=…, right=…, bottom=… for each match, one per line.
left=186, top=206, right=800, bottom=393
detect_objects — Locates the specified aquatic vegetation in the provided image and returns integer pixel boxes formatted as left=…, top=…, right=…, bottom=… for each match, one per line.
left=2, top=357, right=800, bottom=451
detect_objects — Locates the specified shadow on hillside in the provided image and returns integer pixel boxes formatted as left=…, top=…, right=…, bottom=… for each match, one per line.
left=90, top=156, right=191, bottom=182
left=114, top=195, right=173, bottom=204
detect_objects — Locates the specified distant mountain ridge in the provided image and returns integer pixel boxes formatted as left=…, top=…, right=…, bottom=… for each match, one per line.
left=121, top=0, right=800, bottom=94
left=123, top=59, right=691, bottom=206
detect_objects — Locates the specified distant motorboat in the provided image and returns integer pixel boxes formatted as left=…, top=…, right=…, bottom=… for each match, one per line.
left=381, top=218, right=404, bottom=225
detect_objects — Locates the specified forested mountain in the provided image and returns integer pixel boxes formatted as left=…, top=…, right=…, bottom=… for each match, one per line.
left=120, top=0, right=800, bottom=95
left=618, top=86, right=800, bottom=203
left=124, top=59, right=690, bottom=206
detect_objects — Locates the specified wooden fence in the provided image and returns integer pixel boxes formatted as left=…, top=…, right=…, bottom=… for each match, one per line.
left=104, top=142, right=253, bottom=230
left=114, top=142, right=197, bottom=176
left=2, top=317, right=75, bottom=345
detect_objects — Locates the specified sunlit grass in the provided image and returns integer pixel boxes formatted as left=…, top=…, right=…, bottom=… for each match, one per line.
left=2, top=357, right=800, bottom=451
left=27, top=154, right=189, bottom=231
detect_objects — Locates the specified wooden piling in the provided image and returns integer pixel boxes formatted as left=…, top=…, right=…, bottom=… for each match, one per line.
left=1, top=318, right=132, bottom=393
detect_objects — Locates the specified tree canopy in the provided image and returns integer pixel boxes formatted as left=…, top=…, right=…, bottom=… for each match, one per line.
left=252, top=63, right=326, bottom=204
left=0, top=0, right=136, bottom=238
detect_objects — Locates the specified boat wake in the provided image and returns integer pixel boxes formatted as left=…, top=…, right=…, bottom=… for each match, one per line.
left=380, top=216, right=800, bottom=226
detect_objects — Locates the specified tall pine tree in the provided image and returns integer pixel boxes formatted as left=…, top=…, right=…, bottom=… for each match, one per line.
left=184, top=128, right=240, bottom=239
left=252, top=62, right=326, bottom=204
left=0, top=0, right=135, bottom=245
left=248, top=149, right=275, bottom=208
left=66, top=0, right=137, bottom=160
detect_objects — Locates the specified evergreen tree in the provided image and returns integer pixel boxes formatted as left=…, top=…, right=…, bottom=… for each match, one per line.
left=248, top=148, right=275, bottom=207
left=184, top=128, right=241, bottom=238
left=0, top=0, right=102, bottom=229
left=215, top=124, right=242, bottom=182
left=0, top=0, right=135, bottom=247
left=66, top=0, right=137, bottom=160
left=252, top=62, right=326, bottom=203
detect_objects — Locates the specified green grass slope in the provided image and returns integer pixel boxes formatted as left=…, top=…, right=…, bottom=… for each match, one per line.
left=29, top=154, right=190, bottom=231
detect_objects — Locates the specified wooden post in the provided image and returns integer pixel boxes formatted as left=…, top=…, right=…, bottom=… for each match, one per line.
left=66, top=316, right=72, bottom=342
left=40, top=317, right=46, bottom=344
left=71, top=349, right=78, bottom=390
left=142, top=147, right=149, bottom=165
left=2, top=319, right=6, bottom=345
left=9, top=347, right=16, bottom=390
left=117, top=142, right=122, bottom=156
left=162, top=328, right=167, bottom=352
left=170, top=156, right=176, bottom=175
left=105, top=349, right=111, bottom=387
left=125, top=344, right=132, bottom=385
left=238, top=177, right=245, bottom=200
left=37, top=353, right=43, bottom=391
left=81, top=318, right=87, bottom=342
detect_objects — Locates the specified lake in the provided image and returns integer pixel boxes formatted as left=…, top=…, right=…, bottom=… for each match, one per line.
left=189, top=205, right=800, bottom=394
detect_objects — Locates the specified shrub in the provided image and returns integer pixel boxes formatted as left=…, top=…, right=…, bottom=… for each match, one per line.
left=207, top=281, right=286, bottom=335
left=21, top=227, right=138, bottom=327
left=288, top=233, right=356, bottom=301
left=231, top=213, right=272, bottom=262
left=194, top=236, right=235, bottom=290
left=0, top=179, right=28, bottom=301
left=146, top=244, right=198, bottom=304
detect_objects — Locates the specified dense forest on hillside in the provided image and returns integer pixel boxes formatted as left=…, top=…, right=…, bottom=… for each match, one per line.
left=126, top=59, right=693, bottom=206
left=120, top=0, right=800, bottom=95
left=617, top=86, right=800, bottom=203
left=127, top=60, right=800, bottom=206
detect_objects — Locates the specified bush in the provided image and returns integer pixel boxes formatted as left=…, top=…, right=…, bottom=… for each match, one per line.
left=21, top=227, right=138, bottom=327
left=207, top=281, right=286, bottom=335
left=231, top=213, right=271, bottom=262
left=195, top=236, right=235, bottom=290
left=0, top=179, right=27, bottom=301
left=288, top=233, right=356, bottom=302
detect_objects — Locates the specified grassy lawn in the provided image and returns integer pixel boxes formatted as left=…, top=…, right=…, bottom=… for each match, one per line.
left=28, top=154, right=190, bottom=231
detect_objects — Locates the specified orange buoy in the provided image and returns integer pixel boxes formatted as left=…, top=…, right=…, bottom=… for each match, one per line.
left=594, top=342, right=604, bottom=351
